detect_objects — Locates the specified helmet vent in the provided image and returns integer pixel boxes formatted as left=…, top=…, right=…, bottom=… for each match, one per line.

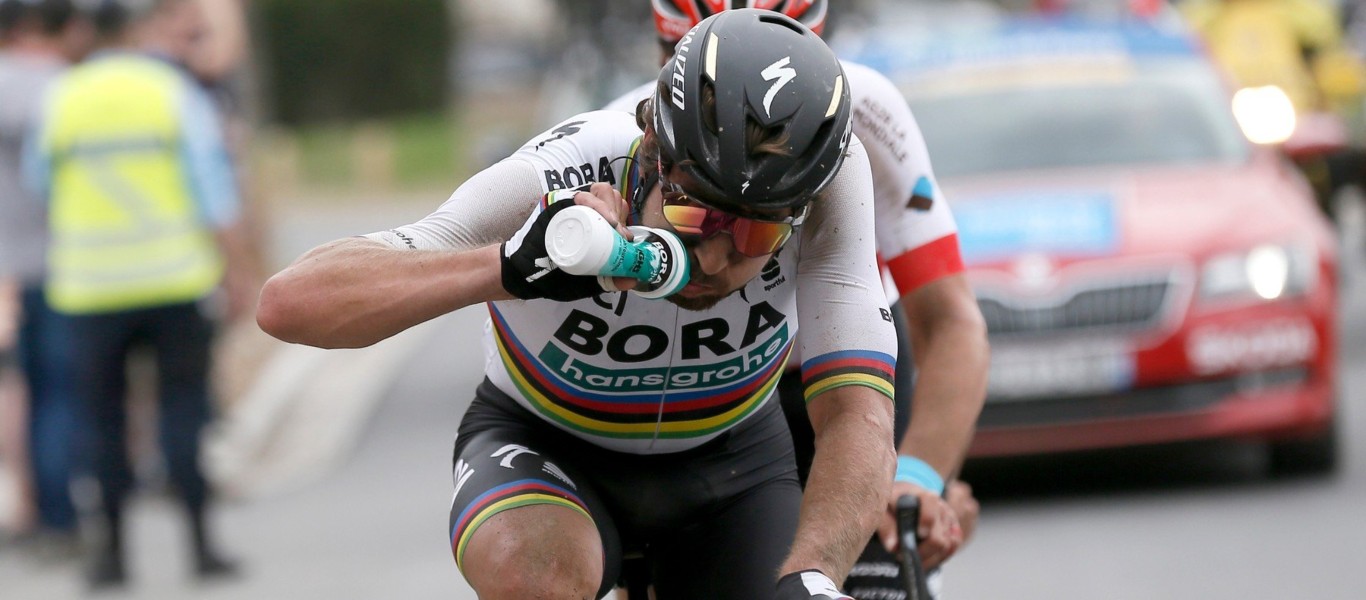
left=701, top=80, right=719, bottom=135
left=757, top=12, right=804, bottom=34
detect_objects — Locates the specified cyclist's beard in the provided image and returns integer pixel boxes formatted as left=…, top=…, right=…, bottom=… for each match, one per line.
left=667, top=292, right=724, bottom=311
left=665, top=273, right=737, bottom=311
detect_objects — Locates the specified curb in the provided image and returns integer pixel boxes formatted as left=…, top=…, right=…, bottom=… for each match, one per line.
left=205, top=321, right=440, bottom=500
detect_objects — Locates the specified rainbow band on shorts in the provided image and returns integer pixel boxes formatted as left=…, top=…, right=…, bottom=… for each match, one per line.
left=450, top=479, right=592, bottom=570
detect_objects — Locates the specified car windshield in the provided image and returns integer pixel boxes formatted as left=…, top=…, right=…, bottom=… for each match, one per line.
left=908, top=59, right=1250, bottom=178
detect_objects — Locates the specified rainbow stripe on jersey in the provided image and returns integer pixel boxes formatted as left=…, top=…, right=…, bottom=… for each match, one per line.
left=488, top=305, right=792, bottom=442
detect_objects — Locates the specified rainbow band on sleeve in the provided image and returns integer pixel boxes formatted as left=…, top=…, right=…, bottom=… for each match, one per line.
left=450, top=479, right=593, bottom=571
left=801, top=350, right=896, bottom=403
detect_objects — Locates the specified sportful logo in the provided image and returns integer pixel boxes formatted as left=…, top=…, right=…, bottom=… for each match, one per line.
left=761, top=56, right=796, bottom=118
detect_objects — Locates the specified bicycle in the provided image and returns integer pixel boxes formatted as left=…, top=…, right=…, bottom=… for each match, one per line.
left=615, top=494, right=934, bottom=600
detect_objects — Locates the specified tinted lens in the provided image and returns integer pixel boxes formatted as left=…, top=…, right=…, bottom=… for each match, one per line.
left=731, top=219, right=793, bottom=256
left=657, top=162, right=795, bottom=257
left=662, top=198, right=792, bottom=257
left=661, top=203, right=710, bottom=236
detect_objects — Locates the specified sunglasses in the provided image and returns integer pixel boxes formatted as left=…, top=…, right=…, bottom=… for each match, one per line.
left=657, top=163, right=807, bottom=257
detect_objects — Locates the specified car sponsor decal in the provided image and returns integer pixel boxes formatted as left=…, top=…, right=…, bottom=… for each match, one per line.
left=956, top=192, right=1118, bottom=264
left=1186, top=319, right=1317, bottom=376
left=987, top=339, right=1135, bottom=400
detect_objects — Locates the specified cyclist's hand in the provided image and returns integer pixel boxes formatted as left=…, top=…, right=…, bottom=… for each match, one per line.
left=946, top=480, right=980, bottom=547
left=501, top=184, right=634, bottom=300
left=572, top=181, right=635, bottom=241
left=876, top=483, right=963, bottom=570
left=775, top=570, right=854, bottom=600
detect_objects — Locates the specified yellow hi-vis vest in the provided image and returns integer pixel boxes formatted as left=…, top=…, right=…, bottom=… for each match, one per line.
left=43, top=54, right=222, bottom=315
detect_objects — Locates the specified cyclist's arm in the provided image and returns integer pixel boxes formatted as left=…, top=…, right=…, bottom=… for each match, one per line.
left=788, top=384, right=895, bottom=581
left=887, top=273, right=987, bottom=569
left=854, top=64, right=987, bottom=567
left=256, top=160, right=542, bottom=348
left=897, top=275, right=987, bottom=486
left=783, top=139, right=900, bottom=582
left=856, top=61, right=988, bottom=485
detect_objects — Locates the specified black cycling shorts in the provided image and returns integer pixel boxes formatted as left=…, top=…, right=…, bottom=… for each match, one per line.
left=449, top=379, right=801, bottom=600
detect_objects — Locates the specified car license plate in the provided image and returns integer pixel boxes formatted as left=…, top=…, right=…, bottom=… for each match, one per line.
left=987, top=340, right=1135, bottom=401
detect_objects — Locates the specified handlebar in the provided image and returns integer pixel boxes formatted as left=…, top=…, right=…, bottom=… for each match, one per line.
left=895, top=494, right=934, bottom=600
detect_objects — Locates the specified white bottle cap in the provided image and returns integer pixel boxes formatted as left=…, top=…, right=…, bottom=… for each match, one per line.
left=546, top=205, right=617, bottom=276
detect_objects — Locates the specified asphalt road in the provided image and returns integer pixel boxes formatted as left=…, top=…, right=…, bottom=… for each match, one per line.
left=2, top=202, right=1363, bottom=599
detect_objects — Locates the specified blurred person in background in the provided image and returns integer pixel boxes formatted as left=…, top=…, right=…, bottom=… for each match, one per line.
left=1182, top=0, right=1366, bottom=219
left=0, top=0, right=92, bottom=560
left=604, top=1, right=988, bottom=597
left=24, top=0, right=254, bottom=587
left=0, top=277, right=22, bottom=538
left=181, top=0, right=266, bottom=282
left=182, top=0, right=247, bottom=88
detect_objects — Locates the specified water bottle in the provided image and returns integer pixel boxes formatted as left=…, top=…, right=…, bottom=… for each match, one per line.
left=544, top=205, right=690, bottom=299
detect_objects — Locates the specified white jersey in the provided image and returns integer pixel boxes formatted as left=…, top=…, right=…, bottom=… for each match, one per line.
left=605, top=60, right=965, bottom=303
left=366, top=110, right=897, bottom=454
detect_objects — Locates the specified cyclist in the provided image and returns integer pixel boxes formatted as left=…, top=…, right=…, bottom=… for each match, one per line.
left=606, top=2, right=989, bottom=595
left=259, top=10, right=914, bottom=599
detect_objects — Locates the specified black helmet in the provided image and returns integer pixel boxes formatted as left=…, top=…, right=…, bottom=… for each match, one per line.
left=652, top=8, right=852, bottom=210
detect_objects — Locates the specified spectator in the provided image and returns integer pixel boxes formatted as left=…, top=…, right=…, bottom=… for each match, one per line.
left=24, top=0, right=254, bottom=588
left=1182, top=0, right=1366, bottom=217
left=0, top=0, right=92, bottom=560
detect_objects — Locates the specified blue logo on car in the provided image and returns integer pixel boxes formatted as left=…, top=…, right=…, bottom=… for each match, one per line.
left=956, top=192, right=1118, bottom=264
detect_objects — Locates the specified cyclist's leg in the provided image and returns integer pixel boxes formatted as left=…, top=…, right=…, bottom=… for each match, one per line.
left=640, top=400, right=802, bottom=599
left=449, top=385, right=622, bottom=600
left=649, top=474, right=801, bottom=599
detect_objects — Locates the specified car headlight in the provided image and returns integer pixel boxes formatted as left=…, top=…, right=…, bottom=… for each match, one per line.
left=1232, top=86, right=1297, bottom=145
left=1200, top=243, right=1315, bottom=302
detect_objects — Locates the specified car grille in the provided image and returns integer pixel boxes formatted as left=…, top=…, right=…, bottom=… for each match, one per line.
left=977, top=273, right=1178, bottom=337
left=977, top=367, right=1308, bottom=428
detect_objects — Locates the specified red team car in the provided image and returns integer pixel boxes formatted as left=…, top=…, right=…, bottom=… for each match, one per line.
left=847, top=15, right=1340, bottom=473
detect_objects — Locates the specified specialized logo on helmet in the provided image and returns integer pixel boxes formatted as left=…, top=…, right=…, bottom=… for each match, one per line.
left=761, top=57, right=796, bottom=118
left=670, top=28, right=698, bottom=110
